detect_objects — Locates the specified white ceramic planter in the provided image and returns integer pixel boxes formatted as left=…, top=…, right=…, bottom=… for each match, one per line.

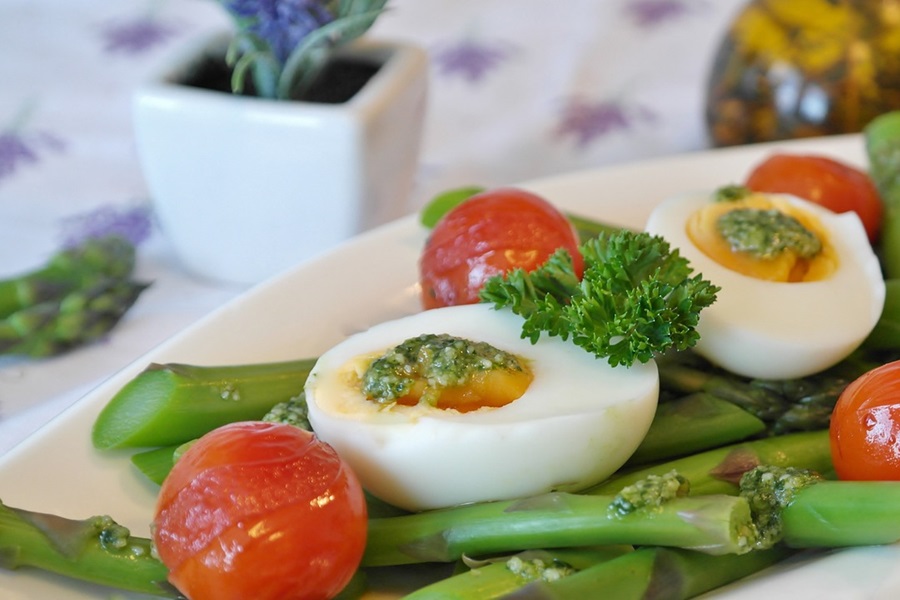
left=133, top=33, right=428, bottom=286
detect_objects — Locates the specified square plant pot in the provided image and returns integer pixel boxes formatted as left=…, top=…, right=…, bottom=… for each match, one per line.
left=133, top=33, right=428, bottom=286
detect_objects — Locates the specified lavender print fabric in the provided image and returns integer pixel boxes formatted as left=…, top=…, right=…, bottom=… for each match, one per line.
left=0, top=112, right=65, bottom=184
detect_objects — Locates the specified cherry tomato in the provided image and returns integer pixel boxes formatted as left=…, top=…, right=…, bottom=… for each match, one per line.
left=745, top=153, right=883, bottom=243
left=152, top=422, right=367, bottom=600
left=419, top=187, right=584, bottom=309
left=830, top=360, right=900, bottom=480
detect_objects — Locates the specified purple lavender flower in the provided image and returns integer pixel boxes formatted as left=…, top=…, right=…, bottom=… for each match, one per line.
left=221, top=0, right=335, bottom=63
left=59, top=203, right=155, bottom=249
left=554, top=96, right=656, bottom=148
left=99, top=16, right=182, bottom=54
left=433, top=38, right=515, bottom=83
left=626, top=0, right=703, bottom=27
left=0, top=133, right=37, bottom=180
left=0, top=130, right=65, bottom=183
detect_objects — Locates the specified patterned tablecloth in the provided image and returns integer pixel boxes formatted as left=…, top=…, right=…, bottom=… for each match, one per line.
left=0, top=0, right=748, bottom=455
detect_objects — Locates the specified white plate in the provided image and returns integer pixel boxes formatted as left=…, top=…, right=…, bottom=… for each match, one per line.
left=2, top=134, right=897, bottom=599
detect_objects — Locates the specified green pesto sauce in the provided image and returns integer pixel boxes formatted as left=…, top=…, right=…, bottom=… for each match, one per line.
left=608, top=470, right=690, bottom=517
left=739, top=465, right=823, bottom=550
left=505, top=555, right=576, bottom=582
left=714, top=184, right=752, bottom=202
left=717, top=208, right=822, bottom=260
left=361, top=333, right=526, bottom=406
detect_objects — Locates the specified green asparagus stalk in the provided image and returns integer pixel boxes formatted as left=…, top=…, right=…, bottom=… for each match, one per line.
left=91, top=358, right=317, bottom=449
left=865, top=111, right=900, bottom=277
left=0, top=277, right=149, bottom=357
left=863, top=278, right=900, bottom=350
left=565, top=212, right=627, bottom=242
left=419, top=186, right=487, bottom=228
left=130, top=444, right=180, bottom=485
left=741, top=466, right=900, bottom=549
left=129, top=391, right=317, bottom=485
left=588, top=429, right=833, bottom=498
left=127, top=389, right=763, bottom=486
left=502, top=545, right=793, bottom=600
left=0, top=499, right=176, bottom=597
left=0, top=235, right=136, bottom=320
left=626, top=393, right=766, bottom=466
left=401, top=547, right=633, bottom=600
left=363, top=491, right=756, bottom=567
left=656, top=351, right=875, bottom=434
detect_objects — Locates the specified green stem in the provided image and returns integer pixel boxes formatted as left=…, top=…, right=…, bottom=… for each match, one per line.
left=782, top=480, right=900, bottom=548
left=0, top=235, right=136, bottom=320
left=589, top=430, right=834, bottom=498
left=363, top=492, right=754, bottom=567
left=0, top=278, right=149, bottom=358
left=865, top=110, right=900, bottom=278
left=402, top=547, right=632, bottom=600
left=658, top=362, right=794, bottom=422
left=91, top=358, right=316, bottom=449
left=627, top=393, right=766, bottom=466
left=0, top=499, right=176, bottom=597
left=565, top=212, right=628, bottom=243
left=130, top=445, right=180, bottom=485
left=657, top=352, right=875, bottom=434
left=863, top=278, right=900, bottom=350
left=502, top=546, right=793, bottom=600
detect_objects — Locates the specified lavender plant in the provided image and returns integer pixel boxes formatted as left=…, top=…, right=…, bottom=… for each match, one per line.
left=219, top=0, right=388, bottom=100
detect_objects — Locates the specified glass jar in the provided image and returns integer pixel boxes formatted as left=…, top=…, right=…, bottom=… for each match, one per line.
left=705, top=0, right=900, bottom=146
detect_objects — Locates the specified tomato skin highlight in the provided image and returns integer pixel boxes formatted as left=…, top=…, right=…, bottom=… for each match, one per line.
left=419, top=187, right=584, bottom=309
left=152, top=422, right=367, bottom=600
left=830, top=360, right=900, bottom=481
left=745, top=153, right=883, bottom=243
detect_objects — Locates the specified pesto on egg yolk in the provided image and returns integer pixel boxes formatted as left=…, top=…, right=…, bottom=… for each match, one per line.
left=717, top=208, right=822, bottom=260
left=361, top=333, right=533, bottom=412
left=687, top=191, right=838, bottom=283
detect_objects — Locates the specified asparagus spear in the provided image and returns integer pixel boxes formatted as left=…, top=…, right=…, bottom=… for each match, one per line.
left=502, top=545, right=793, bottom=600
left=626, top=392, right=766, bottom=466
left=588, top=429, right=834, bottom=497
left=129, top=444, right=181, bottom=485
left=128, top=386, right=767, bottom=485
left=0, top=235, right=136, bottom=320
left=742, top=465, right=900, bottom=549
left=865, top=111, right=900, bottom=277
left=656, top=350, right=876, bottom=434
left=91, top=358, right=317, bottom=449
left=419, top=186, right=488, bottom=228
left=363, top=489, right=756, bottom=567
left=0, top=277, right=149, bottom=358
left=402, top=547, right=633, bottom=599
left=863, top=278, right=900, bottom=350
left=0, top=498, right=177, bottom=597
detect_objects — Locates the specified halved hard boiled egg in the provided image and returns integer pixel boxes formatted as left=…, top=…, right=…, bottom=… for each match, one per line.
left=645, top=190, right=885, bottom=380
left=305, top=303, right=659, bottom=512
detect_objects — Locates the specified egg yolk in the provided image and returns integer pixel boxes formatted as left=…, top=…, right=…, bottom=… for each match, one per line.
left=359, top=333, right=534, bottom=413
left=390, top=367, right=533, bottom=413
left=686, top=194, right=838, bottom=282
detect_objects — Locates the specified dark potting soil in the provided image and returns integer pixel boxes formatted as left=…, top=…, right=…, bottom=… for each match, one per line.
left=183, top=55, right=380, bottom=104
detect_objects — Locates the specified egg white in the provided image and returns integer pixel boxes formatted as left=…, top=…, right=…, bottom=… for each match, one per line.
left=305, top=303, right=659, bottom=511
left=645, top=191, right=885, bottom=380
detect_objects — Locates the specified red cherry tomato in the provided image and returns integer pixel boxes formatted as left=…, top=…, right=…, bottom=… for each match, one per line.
left=419, top=187, right=584, bottom=309
left=152, top=422, right=367, bottom=600
left=830, top=360, right=900, bottom=481
left=745, top=153, right=883, bottom=243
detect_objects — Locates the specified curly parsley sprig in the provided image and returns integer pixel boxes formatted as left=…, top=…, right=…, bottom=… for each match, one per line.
left=479, top=230, right=720, bottom=367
